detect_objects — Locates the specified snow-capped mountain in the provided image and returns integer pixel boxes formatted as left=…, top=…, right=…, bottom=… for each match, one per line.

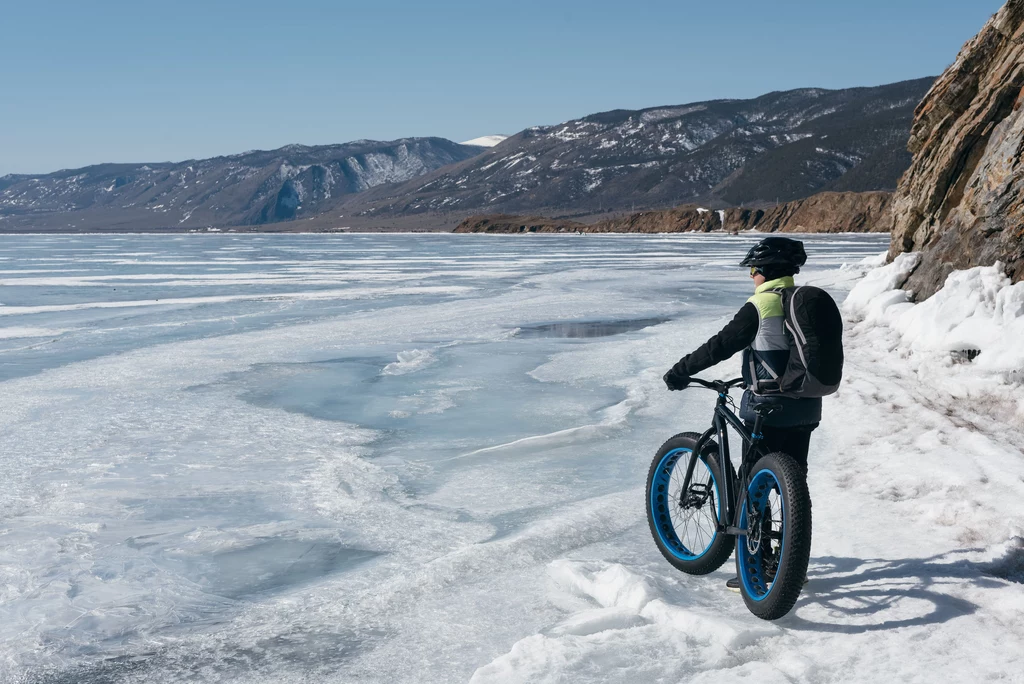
left=460, top=135, right=510, bottom=148
left=0, top=138, right=483, bottom=231
left=353, top=78, right=933, bottom=218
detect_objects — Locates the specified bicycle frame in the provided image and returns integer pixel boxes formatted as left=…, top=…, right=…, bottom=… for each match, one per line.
left=677, top=379, right=772, bottom=538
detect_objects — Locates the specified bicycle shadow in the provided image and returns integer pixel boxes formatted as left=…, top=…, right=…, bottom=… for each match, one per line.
left=779, top=549, right=1006, bottom=633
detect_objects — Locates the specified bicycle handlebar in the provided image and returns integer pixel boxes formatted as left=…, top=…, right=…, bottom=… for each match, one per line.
left=688, top=377, right=745, bottom=392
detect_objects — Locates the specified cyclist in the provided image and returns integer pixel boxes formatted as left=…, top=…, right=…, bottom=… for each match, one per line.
left=663, top=236, right=817, bottom=591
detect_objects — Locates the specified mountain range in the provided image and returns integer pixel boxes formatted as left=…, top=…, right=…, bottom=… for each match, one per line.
left=0, top=139, right=481, bottom=232
left=0, top=78, right=933, bottom=232
left=352, top=77, right=933, bottom=221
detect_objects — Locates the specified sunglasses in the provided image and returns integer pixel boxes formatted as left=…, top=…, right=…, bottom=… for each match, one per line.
left=750, top=267, right=760, bottom=277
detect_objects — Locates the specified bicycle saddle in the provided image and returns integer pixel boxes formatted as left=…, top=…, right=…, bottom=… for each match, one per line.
left=752, top=403, right=784, bottom=416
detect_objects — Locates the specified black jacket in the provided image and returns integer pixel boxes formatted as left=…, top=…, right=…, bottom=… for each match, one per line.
left=670, top=302, right=822, bottom=427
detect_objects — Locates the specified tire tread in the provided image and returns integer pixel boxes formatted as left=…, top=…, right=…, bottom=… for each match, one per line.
left=737, top=451, right=812, bottom=620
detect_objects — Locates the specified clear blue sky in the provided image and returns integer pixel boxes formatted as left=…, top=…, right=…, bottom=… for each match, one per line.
left=0, top=0, right=1005, bottom=175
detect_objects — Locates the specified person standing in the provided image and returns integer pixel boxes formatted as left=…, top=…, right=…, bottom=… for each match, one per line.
left=663, top=236, right=821, bottom=590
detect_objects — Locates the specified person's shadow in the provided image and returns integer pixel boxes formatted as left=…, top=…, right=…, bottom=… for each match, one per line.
left=778, top=548, right=1014, bottom=633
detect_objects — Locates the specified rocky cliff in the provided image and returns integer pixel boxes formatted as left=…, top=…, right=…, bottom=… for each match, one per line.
left=454, top=191, right=892, bottom=234
left=889, top=0, right=1024, bottom=298
left=744, top=191, right=894, bottom=233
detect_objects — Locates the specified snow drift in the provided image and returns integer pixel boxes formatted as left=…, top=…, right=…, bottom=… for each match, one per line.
left=845, top=253, right=1024, bottom=414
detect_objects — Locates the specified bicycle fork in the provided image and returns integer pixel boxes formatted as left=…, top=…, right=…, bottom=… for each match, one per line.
left=677, top=407, right=770, bottom=538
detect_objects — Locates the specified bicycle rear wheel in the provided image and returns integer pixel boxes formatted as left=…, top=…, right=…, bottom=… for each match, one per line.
left=736, top=451, right=812, bottom=620
left=646, top=432, right=734, bottom=575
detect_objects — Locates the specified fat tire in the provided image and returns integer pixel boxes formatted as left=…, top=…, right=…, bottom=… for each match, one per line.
left=736, top=451, right=812, bottom=620
left=646, top=432, right=735, bottom=575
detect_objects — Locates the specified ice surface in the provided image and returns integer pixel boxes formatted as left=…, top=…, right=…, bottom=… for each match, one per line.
left=2, top=233, right=1021, bottom=683
left=513, top=317, right=671, bottom=338
left=0, top=326, right=66, bottom=339
left=381, top=348, right=437, bottom=375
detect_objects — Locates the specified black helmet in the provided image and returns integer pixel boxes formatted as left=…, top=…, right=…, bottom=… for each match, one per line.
left=739, top=236, right=807, bottom=272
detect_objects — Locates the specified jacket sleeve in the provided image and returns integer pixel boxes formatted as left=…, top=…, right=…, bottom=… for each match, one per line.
left=671, top=302, right=759, bottom=377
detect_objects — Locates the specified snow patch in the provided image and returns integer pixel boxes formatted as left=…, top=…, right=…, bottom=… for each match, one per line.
left=639, top=105, right=706, bottom=123
left=461, top=135, right=509, bottom=147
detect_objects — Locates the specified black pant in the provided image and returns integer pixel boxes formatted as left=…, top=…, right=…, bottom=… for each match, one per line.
left=746, top=423, right=818, bottom=475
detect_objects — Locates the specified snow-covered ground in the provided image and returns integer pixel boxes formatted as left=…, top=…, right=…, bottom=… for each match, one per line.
left=0, top=233, right=1021, bottom=683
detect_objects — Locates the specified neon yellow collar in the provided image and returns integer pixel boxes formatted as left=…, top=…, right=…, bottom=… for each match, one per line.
left=755, top=276, right=795, bottom=294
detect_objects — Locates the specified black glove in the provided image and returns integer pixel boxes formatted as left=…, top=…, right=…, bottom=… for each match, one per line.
left=663, top=368, right=690, bottom=391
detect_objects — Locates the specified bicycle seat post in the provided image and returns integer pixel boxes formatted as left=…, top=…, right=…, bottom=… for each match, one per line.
left=749, top=403, right=784, bottom=446
left=751, top=412, right=766, bottom=442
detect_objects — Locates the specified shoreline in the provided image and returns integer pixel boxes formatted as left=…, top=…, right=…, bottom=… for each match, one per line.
left=0, top=230, right=895, bottom=237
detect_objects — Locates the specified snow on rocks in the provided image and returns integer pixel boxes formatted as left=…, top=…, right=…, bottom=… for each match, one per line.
left=844, top=255, right=1024, bottom=414
left=841, top=252, right=920, bottom=320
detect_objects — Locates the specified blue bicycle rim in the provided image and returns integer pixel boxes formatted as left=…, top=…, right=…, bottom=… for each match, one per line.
left=738, top=468, right=785, bottom=601
left=649, top=447, right=721, bottom=560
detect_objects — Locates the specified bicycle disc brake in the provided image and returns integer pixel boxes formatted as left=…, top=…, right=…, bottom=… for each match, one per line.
left=679, top=482, right=712, bottom=510
left=745, top=503, right=763, bottom=555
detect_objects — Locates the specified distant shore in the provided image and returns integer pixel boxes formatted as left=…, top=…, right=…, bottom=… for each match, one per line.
left=0, top=190, right=895, bottom=236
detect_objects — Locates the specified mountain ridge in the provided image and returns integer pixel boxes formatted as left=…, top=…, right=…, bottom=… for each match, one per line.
left=1, top=78, right=934, bottom=232
left=345, top=77, right=933, bottom=221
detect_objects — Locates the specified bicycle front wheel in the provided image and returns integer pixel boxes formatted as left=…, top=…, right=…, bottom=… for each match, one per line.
left=736, top=451, right=812, bottom=620
left=646, top=432, right=734, bottom=575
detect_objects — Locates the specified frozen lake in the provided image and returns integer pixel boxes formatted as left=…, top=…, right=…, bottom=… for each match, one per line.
left=0, top=233, right=890, bottom=682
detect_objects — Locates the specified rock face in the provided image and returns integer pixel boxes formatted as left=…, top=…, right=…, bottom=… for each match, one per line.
left=454, top=191, right=893, bottom=234
left=357, top=79, right=932, bottom=219
left=592, top=206, right=725, bottom=233
left=889, top=0, right=1024, bottom=298
left=740, top=191, right=894, bottom=233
